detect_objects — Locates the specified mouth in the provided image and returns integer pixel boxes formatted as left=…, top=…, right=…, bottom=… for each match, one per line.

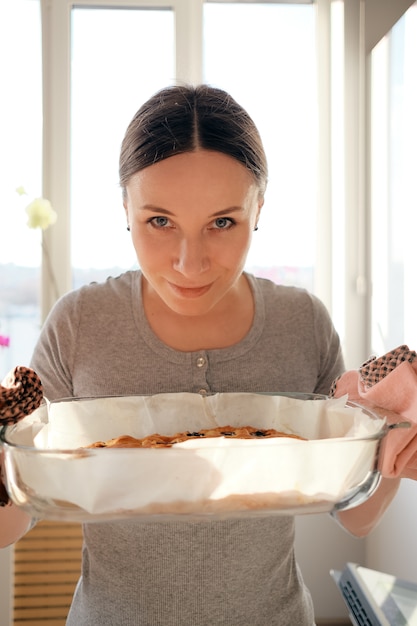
left=168, top=282, right=213, bottom=299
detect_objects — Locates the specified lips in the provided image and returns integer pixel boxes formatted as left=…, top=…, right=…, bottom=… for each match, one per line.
left=168, top=282, right=212, bottom=298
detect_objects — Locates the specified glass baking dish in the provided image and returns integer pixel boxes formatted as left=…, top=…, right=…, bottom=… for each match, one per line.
left=0, top=392, right=387, bottom=523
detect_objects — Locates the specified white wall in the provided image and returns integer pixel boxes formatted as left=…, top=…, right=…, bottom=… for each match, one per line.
left=296, top=514, right=365, bottom=620
left=296, top=481, right=417, bottom=619
left=363, top=0, right=417, bottom=593
left=366, top=480, right=417, bottom=583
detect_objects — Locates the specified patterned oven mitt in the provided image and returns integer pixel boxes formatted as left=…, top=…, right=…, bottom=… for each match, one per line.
left=330, top=345, right=417, bottom=480
left=0, top=366, right=43, bottom=506
left=0, top=366, right=43, bottom=425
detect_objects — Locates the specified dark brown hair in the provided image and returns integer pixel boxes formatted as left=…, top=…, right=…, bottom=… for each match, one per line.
left=119, top=84, right=268, bottom=198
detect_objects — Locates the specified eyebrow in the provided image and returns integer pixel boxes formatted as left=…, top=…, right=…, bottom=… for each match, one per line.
left=141, top=204, right=244, bottom=217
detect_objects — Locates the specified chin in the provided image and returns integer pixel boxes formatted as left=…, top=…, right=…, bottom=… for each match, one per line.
left=168, top=301, right=215, bottom=317
left=163, top=292, right=221, bottom=317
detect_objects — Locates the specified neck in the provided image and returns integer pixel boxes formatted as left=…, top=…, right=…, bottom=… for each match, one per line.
left=142, top=275, right=254, bottom=351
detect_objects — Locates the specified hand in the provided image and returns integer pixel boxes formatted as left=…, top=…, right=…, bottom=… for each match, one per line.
left=0, top=366, right=43, bottom=426
left=330, top=345, right=417, bottom=480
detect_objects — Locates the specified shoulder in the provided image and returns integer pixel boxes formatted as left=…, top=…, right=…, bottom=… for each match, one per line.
left=248, top=274, right=336, bottom=342
left=76, top=270, right=138, bottom=298
left=53, top=270, right=139, bottom=311
left=249, top=273, right=328, bottom=316
left=39, top=271, right=140, bottom=336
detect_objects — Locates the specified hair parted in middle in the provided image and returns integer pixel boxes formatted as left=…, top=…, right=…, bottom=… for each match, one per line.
left=119, top=84, right=268, bottom=199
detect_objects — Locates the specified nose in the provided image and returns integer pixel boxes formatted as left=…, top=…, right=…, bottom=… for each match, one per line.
left=172, top=235, right=210, bottom=277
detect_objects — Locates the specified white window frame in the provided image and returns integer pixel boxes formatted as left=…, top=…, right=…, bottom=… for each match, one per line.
left=40, top=0, right=407, bottom=370
left=40, top=0, right=366, bottom=364
left=40, top=0, right=327, bottom=319
left=40, top=0, right=204, bottom=319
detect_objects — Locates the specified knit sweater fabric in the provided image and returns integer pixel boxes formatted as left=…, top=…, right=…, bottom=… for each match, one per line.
left=31, top=271, right=344, bottom=625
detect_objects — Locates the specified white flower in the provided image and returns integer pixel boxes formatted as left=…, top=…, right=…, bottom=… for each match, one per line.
left=25, top=197, right=57, bottom=230
left=15, top=186, right=60, bottom=300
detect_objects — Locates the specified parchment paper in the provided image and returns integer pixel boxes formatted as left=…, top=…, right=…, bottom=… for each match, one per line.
left=5, top=393, right=385, bottom=517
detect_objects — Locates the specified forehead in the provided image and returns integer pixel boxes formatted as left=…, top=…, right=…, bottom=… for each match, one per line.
left=126, top=150, right=258, bottom=202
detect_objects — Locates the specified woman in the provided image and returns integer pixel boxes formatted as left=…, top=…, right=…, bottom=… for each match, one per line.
left=0, top=85, right=400, bottom=624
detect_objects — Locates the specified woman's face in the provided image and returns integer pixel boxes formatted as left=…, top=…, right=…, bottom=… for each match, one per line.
left=124, top=150, right=262, bottom=317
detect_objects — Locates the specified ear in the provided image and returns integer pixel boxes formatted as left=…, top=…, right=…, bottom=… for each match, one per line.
left=255, top=198, right=264, bottom=227
left=123, top=196, right=129, bottom=224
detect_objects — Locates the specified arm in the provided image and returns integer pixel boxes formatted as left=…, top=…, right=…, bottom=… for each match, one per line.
left=328, top=349, right=417, bottom=535
left=332, top=476, right=401, bottom=537
left=0, top=502, right=33, bottom=548
left=30, top=294, right=77, bottom=401
left=0, top=453, right=33, bottom=547
left=0, top=295, right=77, bottom=548
left=309, top=292, right=346, bottom=396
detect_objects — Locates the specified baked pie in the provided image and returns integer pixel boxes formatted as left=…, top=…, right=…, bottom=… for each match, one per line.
left=86, top=425, right=305, bottom=449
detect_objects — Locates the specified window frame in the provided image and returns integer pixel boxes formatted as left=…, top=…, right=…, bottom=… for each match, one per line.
left=39, top=0, right=374, bottom=369
left=40, top=0, right=204, bottom=319
left=40, top=0, right=325, bottom=315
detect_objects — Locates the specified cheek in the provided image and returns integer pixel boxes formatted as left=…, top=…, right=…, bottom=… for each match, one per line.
left=131, top=233, right=163, bottom=266
left=220, top=232, right=252, bottom=260
left=207, top=242, right=249, bottom=275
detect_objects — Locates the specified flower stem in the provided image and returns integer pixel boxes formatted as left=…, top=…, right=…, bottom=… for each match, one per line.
left=41, top=240, right=60, bottom=302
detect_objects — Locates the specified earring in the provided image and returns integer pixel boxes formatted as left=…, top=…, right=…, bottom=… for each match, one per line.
left=254, top=226, right=259, bottom=231
left=126, top=225, right=130, bottom=232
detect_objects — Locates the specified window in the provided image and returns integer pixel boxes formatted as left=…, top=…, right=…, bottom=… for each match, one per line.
left=0, top=0, right=42, bottom=378
left=0, top=0, right=320, bottom=378
left=370, top=2, right=417, bottom=354
left=203, top=2, right=317, bottom=289
left=70, top=6, right=175, bottom=280
left=67, top=0, right=316, bottom=291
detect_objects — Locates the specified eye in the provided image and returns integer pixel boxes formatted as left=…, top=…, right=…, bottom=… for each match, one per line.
left=212, top=217, right=235, bottom=230
left=148, top=216, right=171, bottom=228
